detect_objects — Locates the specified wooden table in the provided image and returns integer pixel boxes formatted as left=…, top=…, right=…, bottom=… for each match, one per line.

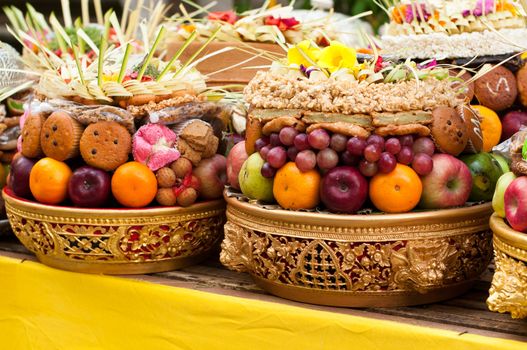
left=1, top=235, right=526, bottom=344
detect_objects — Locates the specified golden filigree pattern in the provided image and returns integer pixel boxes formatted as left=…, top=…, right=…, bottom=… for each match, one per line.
left=5, top=194, right=226, bottom=272
left=488, top=249, right=527, bottom=319
left=221, top=221, right=492, bottom=293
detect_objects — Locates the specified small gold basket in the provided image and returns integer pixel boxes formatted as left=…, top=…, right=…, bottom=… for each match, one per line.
left=221, top=192, right=493, bottom=307
left=487, top=214, right=527, bottom=318
left=3, top=188, right=226, bottom=274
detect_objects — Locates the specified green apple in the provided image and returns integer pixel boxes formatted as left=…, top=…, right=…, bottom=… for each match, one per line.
left=491, top=153, right=510, bottom=173
left=238, top=153, right=274, bottom=202
left=492, top=172, right=517, bottom=218
left=461, top=153, right=504, bottom=202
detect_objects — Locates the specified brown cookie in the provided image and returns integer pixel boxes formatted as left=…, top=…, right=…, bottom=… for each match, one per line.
left=80, top=121, right=132, bottom=171
left=474, top=65, right=517, bottom=112
left=245, top=116, right=263, bottom=155
left=374, top=124, right=430, bottom=137
left=516, top=64, right=527, bottom=107
left=40, top=111, right=84, bottom=161
left=430, top=107, right=468, bottom=156
left=457, top=105, right=483, bottom=154
left=307, top=122, right=370, bottom=138
left=21, top=113, right=45, bottom=158
left=262, top=116, right=306, bottom=135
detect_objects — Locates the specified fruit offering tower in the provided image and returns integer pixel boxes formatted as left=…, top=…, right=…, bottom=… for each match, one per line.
left=220, top=41, right=498, bottom=307
left=2, top=2, right=229, bottom=274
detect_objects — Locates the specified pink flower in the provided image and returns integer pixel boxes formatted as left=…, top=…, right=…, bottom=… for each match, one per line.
left=208, top=11, right=237, bottom=24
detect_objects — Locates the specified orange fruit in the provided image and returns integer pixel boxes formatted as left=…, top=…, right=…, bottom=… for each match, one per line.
left=471, top=105, right=502, bottom=152
left=369, top=164, right=422, bottom=213
left=29, top=157, right=72, bottom=204
left=111, top=161, right=157, bottom=208
left=273, top=162, right=321, bottom=210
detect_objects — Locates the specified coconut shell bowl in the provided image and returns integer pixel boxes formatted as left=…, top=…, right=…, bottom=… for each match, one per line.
left=487, top=214, right=527, bottom=319
left=221, top=191, right=493, bottom=307
left=3, top=188, right=226, bottom=274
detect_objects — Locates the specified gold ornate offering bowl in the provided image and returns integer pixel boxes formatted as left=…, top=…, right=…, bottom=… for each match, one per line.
left=221, top=192, right=493, bottom=307
left=3, top=188, right=226, bottom=274
left=487, top=214, right=527, bottom=319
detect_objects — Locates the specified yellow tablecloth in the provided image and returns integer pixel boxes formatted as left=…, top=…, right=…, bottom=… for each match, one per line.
left=0, top=255, right=524, bottom=350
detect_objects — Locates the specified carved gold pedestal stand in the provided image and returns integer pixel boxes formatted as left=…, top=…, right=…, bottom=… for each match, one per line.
left=221, top=192, right=493, bottom=307
left=487, top=214, right=527, bottom=319
left=3, top=188, right=226, bottom=274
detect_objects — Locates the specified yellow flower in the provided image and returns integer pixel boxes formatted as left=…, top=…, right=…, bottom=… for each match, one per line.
left=102, top=73, right=118, bottom=82
left=317, top=41, right=358, bottom=73
left=181, top=24, right=196, bottom=33
left=287, top=40, right=321, bottom=67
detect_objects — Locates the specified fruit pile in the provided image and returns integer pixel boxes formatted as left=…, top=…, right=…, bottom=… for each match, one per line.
left=229, top=41, right=509, bottom=214
left=232, top=131, right=506, bottom=214
left=492, top=129, right=527, bottom=233
left=10, top=109, right=227, bottom=209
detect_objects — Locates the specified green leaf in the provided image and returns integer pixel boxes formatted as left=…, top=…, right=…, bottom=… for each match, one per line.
left=522, top=139, right=527, bottom=160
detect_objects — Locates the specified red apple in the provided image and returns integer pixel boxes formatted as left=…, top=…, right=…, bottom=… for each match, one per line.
left=501, top=110, right=527, bottom=141
left=10, top=156, right=37, bottom=198
left=226, top=141, right=248, bottom=190
left=193, top=154, right=227, bottom=199
left=504, top=176, right=527, bottom=232
left=419, top=154, right=473, bottom=209
left=68, top=166, right=111, bottom=207
left=320, top=166, right=368, bottom=213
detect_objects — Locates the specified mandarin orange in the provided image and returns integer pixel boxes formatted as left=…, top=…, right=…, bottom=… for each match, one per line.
left=111, top=161, right=157, bottom=208
left=29, top=157, right=72, bottom=204
left=471, top=105, right=502, bottom=152
left=273, top=162, right=321, bottom=210
left=369, top=164, right=422, bottom=213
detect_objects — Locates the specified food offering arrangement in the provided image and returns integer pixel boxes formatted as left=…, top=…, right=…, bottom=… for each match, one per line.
left=380, top=0, right=527, bottom=60
left=220, top=40, right=506, bottom=307
left=487, top=129, right=527, bottom=318
left=2, top=3, right=229, bottom=274
left=163, top=1, right=369, bottom=86
left=378, top=0, right=527, bottom=148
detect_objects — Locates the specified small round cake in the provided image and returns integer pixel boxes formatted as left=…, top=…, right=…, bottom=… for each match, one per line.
left=80, top=121, right=132, bottom=171
left=474, top=65, right=517, bottom=112
left=516, top=64, right=527, bottom=107
left=430, top=107, right=468, bottom=156
left=40, top=111, right=84, bottom=161
left=21, top=113, right=45, bottom=158
left=457, top=105, right=483, bottom=154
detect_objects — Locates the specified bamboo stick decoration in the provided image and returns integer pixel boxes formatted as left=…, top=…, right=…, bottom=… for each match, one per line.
left=94, top=0, right=103, bottom=25
left=61, top=0, right=72, bottom=27
left=137, top=26, right=167, bottom=81
left=118, top=43, right=133, bottom=83
left=157, top=30, right=198, bottom=81
left=81, top=0, right=89, bottom=25
left=98, top=11, right=113, bottom=87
